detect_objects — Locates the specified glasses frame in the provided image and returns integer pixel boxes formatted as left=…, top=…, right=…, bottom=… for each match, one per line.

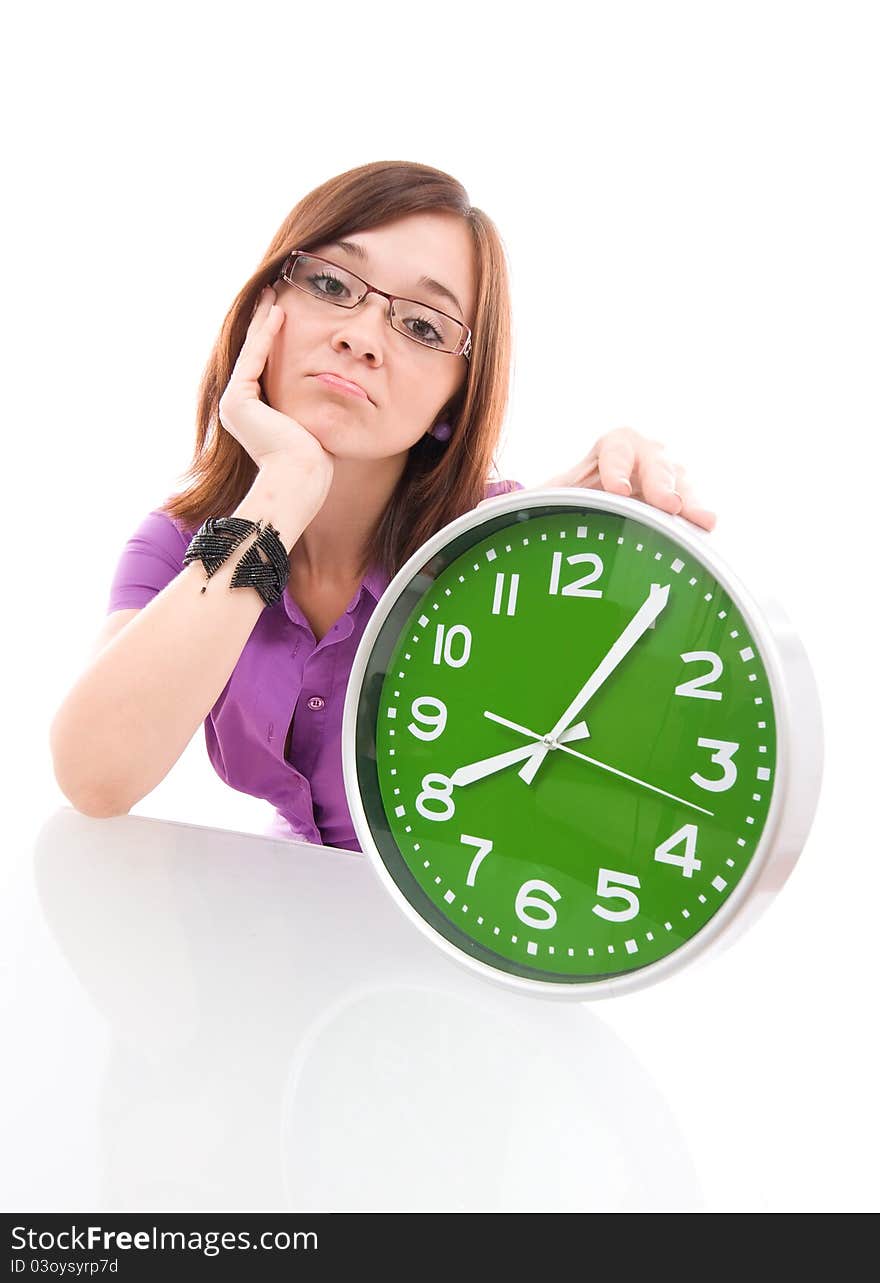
left=278, top=250, right=472, bottom=360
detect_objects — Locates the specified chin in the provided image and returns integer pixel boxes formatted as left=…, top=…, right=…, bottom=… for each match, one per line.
left=298, top=408, right=353, bottom=437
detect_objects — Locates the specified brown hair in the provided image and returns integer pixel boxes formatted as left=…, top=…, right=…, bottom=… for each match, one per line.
left=161, top=159, right=515, bottom=582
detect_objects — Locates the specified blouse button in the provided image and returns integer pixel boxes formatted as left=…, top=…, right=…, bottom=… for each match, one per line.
left=307, top=696, right=325, bottom=711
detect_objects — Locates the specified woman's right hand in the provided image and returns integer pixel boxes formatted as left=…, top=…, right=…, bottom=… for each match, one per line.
left=218, top=285, right=335, bottom=484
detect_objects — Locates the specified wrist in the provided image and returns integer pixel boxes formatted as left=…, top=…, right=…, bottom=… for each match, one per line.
left=259, top=451, right=332, bottom=499
left=233, top=460, right=329, bottom=555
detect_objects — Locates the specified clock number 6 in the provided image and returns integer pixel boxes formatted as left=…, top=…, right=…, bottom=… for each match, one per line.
left=515, top=880, right=561, bottom=930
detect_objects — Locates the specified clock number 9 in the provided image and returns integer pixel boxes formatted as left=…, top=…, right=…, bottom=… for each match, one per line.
left=592, top=868, right=641, bottom=922
left=408, top=696, right=448, bottom=741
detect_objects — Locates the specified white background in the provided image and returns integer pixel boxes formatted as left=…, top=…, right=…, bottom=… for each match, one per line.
left=2, top=0, right=877, bottom=1211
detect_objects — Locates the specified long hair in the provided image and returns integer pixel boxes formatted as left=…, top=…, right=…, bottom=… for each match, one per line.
left=161, top=160, right=515, bottom=582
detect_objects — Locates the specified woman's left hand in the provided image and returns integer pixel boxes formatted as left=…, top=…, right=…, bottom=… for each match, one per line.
left=537, top=426, right=718, bottom=532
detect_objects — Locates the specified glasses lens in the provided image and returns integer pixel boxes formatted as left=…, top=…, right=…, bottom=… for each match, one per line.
left=287, top=254, right=363, bottom=307
left=287, top=254, right=466, bottom=355
left=390, top=298, right=464, bottom=354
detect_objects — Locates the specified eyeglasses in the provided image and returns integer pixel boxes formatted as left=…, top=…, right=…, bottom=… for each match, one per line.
left=279, top=250, right=472, bottom=359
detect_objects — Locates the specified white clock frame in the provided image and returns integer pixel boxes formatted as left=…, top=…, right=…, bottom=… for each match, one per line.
left=342, top=487, right=824, bottom=1001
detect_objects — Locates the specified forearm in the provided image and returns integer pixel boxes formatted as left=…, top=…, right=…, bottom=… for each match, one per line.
left=50, top=462, right=329, bottom=816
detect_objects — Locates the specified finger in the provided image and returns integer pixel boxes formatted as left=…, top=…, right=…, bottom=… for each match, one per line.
left=249, top=284, right=275, bottom=320
left=639, top=450, right=683, bottom=515
left=595, top=432, right=637, bottom=496
left=233, top=293, right=282, bottom=382
left=674, top=472, right=718, bottom=531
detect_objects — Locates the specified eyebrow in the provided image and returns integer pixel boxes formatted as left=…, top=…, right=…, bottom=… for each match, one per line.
left=327, top=239, right=465, bottom=320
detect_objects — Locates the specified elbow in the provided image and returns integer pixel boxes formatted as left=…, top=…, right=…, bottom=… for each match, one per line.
left=53, top=768, right=133, bottom=819
left=49, top=717, right=132, bottom=820
left=68, top=793, right=132, bottom=820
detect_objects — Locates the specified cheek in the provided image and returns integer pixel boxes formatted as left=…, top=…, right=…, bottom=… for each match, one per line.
left=388, top=379, right=435, bottom=431
left=405, top=367, right=458, bottom=417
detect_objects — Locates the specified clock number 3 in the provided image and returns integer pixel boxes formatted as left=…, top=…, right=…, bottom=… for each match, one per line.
left=691, top=738, right=739, bottom=792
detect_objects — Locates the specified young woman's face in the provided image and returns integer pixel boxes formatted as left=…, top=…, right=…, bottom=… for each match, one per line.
left=262, top=211, right=476, bottom=462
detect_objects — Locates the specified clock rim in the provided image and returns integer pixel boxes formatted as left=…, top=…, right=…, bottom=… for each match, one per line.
left=342, top=487, right=823, bottom=1001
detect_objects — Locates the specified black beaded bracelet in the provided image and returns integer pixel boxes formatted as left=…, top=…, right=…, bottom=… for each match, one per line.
left=230, top=520, right=289, bottom=607
left=183, top=517, right=254, bottom=583
left=183, top=516, right=288, bottom=608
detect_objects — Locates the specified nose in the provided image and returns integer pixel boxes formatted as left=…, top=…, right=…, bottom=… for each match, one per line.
left=332, top=291, right=389, bottom=360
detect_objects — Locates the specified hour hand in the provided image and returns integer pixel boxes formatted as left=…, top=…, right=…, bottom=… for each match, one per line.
left=450, top=721, right=591, bottom=788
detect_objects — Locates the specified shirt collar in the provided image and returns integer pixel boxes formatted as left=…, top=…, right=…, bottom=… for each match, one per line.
left=362, top=563, right=392, bottom=602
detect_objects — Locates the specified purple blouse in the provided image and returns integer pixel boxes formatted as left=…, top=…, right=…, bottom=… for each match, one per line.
left=106, top=478, right=526, bottom=852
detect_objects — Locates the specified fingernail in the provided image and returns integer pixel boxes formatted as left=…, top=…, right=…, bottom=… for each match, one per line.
left=618, top=477, right=632, bottom=495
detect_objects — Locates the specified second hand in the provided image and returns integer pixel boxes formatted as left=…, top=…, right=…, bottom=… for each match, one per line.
left=484, top=709, right=714, bottom=817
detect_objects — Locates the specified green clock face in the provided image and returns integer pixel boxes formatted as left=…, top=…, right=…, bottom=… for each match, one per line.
left=352, top=498, right=779, bottom=990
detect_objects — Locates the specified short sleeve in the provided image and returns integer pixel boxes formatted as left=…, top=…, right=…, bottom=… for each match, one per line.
left=483, top=479, right=526, bottom=499
left=106, top=509, right=193, bottom=613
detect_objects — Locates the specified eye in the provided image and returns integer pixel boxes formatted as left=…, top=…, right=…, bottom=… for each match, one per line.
left=307, top=270, right=351, bottom=300
left=407, top=314, right=444, bottom=345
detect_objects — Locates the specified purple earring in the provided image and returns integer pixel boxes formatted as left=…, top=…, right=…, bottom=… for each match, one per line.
left=430, top=420, right=452, bottom=442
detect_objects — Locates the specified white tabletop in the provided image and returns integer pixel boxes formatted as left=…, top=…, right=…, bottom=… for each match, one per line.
left=0, top=804, right=875, bottom=1213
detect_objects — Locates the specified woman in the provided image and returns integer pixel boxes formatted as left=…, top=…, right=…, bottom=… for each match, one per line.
left=49, top=160, right=717, bottom=852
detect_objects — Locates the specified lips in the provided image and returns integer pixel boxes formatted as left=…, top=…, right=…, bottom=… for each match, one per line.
left=312, top=372, right=371, bottom=402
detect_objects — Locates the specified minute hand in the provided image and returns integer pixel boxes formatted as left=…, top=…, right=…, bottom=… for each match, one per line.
left=518, top=583, right=671, bottom=785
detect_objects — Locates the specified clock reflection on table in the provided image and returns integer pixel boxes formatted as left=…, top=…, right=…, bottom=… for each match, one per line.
left=24, top=807, right=708, bottom=1211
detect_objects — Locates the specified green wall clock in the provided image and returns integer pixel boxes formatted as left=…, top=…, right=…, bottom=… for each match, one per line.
left=342, top=488, right=823, bottom=1000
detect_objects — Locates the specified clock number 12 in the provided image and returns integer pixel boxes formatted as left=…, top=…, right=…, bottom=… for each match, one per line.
left=549, top=550, right=605, bottom=598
